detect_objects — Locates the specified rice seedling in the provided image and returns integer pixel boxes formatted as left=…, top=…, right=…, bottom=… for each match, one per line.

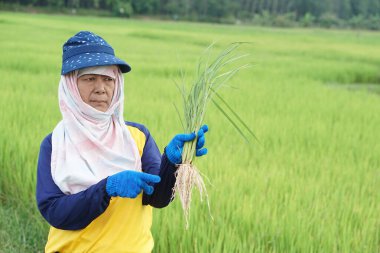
left=173, top=43, right=257, bottom=228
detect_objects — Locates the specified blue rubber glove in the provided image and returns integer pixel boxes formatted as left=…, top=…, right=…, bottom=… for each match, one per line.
left=166, top=125, right=209, bottom=164
left=106, top=170, right=161, bottom=198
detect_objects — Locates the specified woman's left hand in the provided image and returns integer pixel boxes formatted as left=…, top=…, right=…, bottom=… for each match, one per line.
left=165, top=125, right=209, bottom=164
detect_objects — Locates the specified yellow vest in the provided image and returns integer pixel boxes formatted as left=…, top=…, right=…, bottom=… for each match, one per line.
left=45, top=125, right=154, bottom=253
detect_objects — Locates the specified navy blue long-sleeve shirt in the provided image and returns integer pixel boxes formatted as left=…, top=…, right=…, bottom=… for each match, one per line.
left=36, top=122, right=176, bottom=230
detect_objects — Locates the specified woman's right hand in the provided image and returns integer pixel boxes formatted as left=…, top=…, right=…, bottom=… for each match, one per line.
left=106, top=171, right=161, bottom=198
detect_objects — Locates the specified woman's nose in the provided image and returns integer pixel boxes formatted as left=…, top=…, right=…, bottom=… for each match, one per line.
left=94, top=80, right=106, bottom=94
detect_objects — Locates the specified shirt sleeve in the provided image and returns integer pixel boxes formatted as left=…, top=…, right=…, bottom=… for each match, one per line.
left=127, top=122, right=177, bottom=208
left=144, top=151, right=177, bottom=208
left=36, top=134, right=111, bottom=230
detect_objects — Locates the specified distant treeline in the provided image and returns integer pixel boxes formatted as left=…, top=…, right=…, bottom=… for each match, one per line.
left=1, top=0, right=380, bottom=30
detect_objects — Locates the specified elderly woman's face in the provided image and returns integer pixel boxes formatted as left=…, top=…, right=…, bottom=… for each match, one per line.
left=77, top=74, right=115, bottom=112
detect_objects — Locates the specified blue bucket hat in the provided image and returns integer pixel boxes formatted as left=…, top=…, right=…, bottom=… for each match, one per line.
left=61, top=31, right=131, bottom=75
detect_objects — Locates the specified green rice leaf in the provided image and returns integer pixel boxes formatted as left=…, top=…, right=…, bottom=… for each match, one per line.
left=210, top=98, right=250, bottom=144
left=176, top=43, right=256, bottom=160
left=211, top=88, right=260, bottom=143
left=173, top=102, right=185, bottom=131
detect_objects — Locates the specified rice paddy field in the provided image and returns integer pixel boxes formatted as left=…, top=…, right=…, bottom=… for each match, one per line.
left=0, top=11, right=379, bottom=253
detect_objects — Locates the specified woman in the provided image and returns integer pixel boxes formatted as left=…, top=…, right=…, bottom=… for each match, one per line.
left=36, top=31, right=208, bottom=253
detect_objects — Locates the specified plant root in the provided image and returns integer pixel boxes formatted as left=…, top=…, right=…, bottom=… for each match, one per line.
left=172, top=162, right=212, bottom=229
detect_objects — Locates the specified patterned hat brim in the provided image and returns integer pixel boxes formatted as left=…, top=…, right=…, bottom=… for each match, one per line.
left=61, top=52, right=131, bottom=75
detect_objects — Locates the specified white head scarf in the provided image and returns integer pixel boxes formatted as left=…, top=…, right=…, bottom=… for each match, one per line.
left=51, top=66, right=141, bottom=194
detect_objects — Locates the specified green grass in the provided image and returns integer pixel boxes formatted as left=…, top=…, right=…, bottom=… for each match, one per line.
left=0, top=11, right=379, bottom=253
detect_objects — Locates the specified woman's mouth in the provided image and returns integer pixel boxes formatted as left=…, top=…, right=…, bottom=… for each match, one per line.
left=90, top=100, right=107, bottom=104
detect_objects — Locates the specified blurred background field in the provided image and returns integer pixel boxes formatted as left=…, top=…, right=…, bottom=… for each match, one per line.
left=0, top=11, right=379, bottom=252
